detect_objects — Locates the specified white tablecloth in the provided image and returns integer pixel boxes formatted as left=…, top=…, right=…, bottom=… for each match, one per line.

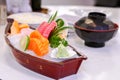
left=0, top=5, right=120, bottom=80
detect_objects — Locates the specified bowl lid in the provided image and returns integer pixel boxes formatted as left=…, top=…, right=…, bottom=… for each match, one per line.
left=75, top=12, right=115, bottom=30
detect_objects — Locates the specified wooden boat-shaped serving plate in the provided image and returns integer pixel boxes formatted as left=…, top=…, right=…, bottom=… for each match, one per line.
left=4, top=19, right=87, bottom=79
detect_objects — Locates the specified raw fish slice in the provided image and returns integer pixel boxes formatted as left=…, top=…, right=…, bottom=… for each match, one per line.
left=10, top=20, right=20, bottom=34
left=30, top=30, right=43, bottom=39
left=28, top=38, right=42, bottom=56
left=37, top=21, right=49, bottom=34
left=42, top=21, right=57, bottom=38
left=28, top=30, right=49, bottom=56
left=19, top=24, right=29, bottom=29
left=20, top=28, right=33, bottom=36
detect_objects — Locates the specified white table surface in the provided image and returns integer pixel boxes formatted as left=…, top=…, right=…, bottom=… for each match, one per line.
left=0, top=5, right=120, bottom=80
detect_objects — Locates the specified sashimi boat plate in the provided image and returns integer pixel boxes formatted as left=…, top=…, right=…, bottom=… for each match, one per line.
left=5, top=19, right=87, bottom=79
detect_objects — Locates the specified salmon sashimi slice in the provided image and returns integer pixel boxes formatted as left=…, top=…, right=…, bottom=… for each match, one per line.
left=28, top=38, right=43, bottom=56
left=10, top=20, right=20, bottom=34
left=10, top=20, right=30, bottom=35
left=28, top=30, right=49, bottom=56
left=19, top=24, right=29, bottom=29
left=30, top=30, right=43, bottom=39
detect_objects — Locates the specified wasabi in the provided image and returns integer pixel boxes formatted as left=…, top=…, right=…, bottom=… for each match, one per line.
left=56, top=44, right=69, bottom=58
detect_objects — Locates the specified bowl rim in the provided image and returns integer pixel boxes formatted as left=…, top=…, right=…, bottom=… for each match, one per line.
left=74, top=23, right=119, bottom=32
left=7, top=12, right=49, bottom=24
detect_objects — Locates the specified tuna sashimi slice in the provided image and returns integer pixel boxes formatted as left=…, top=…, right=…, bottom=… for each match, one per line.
left=37, top=22, right=49, bottom=34
left=42, top=21, right=57, bottom=38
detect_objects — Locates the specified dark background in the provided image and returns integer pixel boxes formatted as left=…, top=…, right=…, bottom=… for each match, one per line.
left=95, top=0, right=120, bottom=7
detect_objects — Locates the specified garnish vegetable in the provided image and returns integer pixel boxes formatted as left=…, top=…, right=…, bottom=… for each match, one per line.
left=20, top=35, right=30, bottom=51
left=48, top=12, right=72, bottom=48
left=56, top=44, right=69, bottom=58
left=37, top=11, right=71, bottom=48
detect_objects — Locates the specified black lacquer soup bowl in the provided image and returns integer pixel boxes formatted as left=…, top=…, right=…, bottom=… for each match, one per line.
left=74, top=12, right=119, bottom=47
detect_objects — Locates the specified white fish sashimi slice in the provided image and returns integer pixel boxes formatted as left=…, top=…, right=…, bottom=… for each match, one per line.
left=20, top=28, right=34, bottom=36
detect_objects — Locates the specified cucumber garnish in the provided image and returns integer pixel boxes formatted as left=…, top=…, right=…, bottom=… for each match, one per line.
left=20, top=35, right=30, bottom=51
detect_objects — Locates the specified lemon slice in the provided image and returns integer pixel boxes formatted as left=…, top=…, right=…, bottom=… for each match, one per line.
left=20, top=35, right=30, bottom=51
